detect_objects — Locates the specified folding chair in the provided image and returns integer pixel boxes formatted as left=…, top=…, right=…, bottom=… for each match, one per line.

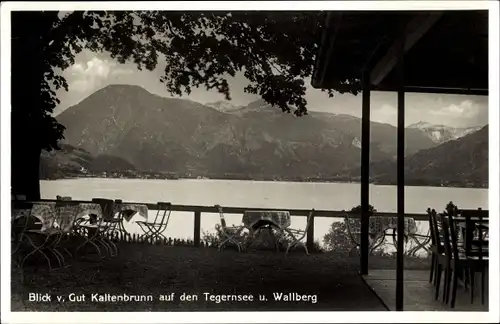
left=281, top=209, right=315, bottom=255
left=13, top=202, right=66, bottom=281
left=136, top=202, right=172, bottom=242
left=214, top=205, right=246, bottom=252
left=50, top=201, right=81, bottom=268
left=12, top=201, right=37, bottom=277
left=111, top=199, right=129, bottom=237
left=75, top=198, right=117, bottom=259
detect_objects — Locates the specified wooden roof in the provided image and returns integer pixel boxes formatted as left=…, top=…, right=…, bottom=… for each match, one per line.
left=311, top=10, right=488, bottom=95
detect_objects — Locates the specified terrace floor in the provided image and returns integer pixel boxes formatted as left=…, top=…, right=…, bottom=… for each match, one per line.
left=10, top=243, right=433, bottom=312
left=363, top=269, right=489, bottom=311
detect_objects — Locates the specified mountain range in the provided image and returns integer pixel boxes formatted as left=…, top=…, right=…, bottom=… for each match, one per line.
left=40, top=84, right=488, bottom=187
left=344, top=125, right=488, bottom=187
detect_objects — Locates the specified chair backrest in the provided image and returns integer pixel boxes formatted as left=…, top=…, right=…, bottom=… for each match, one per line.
left=343, top=211, right=362, bottom=246
left=91, top=198, right=115, bottom=222
left=442, top=213, right=461, bottom=261
left=436, top=213, right=453, bottom=261
left=427, top=208, right=437, bottom=247
left=154, top=202, right=172, bottom=225
left=295, top=209, right=315, bottom=241
left=54, top=201, right=78, bottom=232
left=215, top=205, right=228, bottom=229
left=11, top=201, right=37, bottom=232
left=304, top=209, right=315, bottom=232
left=11, top=201, right=36, bottom=253
left=459, top=208, right=488, bottom=220
left=344, top=211, right=361, bottom=232
left=429, top=209, right=445, bottom=254
left=459, top=209, right=488, bottom=259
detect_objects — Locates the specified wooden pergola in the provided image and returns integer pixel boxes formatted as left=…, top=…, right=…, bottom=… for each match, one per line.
left=311, top=10, right=488, bottom=311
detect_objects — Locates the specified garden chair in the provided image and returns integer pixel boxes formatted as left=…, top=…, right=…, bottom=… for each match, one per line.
left=11, top=201, right=38, bottom=277
left=41, top=201, right=82, bottom=270
left=214, top=204, right=246, bottom=252
left=429, top=210, right=454, bottom=302
left=13, top=201, right=75, bottom=282
left=110, top=199, right=129, bottom=237
left=136, top=202, right=172, bottom=243
left=282, top=209, right=315, bottom=255
left=427, top=208, right=439, bottom=285
left=445, top=212, right=488, bottom=307
left=75, top=198, right=117, bottom=259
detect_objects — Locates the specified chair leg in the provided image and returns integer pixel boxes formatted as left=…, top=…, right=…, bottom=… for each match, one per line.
left=429, top=253, right=435, bottom=283
left=445, top=268, right=453, bottom=304
left=481, top=269, right=486, bottom=305
left=50, top=247, right=66, bottom=269
left=450, top=269, right=458, bottom=308
left=218, top=238, right=229, bottom=251
left=435, top=263, right=442, bottom=300
left=433, top=258, right=439, bottom=285
left=469, top=269, right=475, bottom=304
left=443, top=267, right=450, bottom=303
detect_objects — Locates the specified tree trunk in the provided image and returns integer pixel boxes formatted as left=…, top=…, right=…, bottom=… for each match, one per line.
left=11, top=12, right=49, bottom=201
left=11, top=138, right=42, bottom=201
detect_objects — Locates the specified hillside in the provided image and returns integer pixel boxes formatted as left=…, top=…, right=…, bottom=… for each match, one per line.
left=344, top=125, right=488, bottom=187
left=46, top=84, right=444, bottom=182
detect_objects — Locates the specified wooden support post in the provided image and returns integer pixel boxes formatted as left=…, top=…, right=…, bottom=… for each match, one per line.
left=194, top=211, right=201, bottom=247
left=306, top=213, right=315, bottom=251
left=396, top=32, right=406, bottom=312
left=360, top=71, right=371, bottom=275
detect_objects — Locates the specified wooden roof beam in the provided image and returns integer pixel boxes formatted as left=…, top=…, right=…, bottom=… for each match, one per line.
left=313, top=12, right=343, bottom=87
left=370, top=12, right=443, bottom=86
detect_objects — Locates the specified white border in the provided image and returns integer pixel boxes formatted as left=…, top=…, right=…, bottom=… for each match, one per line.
left=1, top=1, right=498, bottom=323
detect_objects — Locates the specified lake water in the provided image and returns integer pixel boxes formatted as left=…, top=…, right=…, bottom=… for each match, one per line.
left=40, top=179, right=488, bottom=248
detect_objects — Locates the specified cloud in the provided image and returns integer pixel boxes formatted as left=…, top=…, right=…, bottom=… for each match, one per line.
left=429, top=100, right=481, bottom=119
left=64, top=57, right=134, bottom=93
left=111, top=69, right=135, bottom=76
left=371, top=103, right=397, bottom=125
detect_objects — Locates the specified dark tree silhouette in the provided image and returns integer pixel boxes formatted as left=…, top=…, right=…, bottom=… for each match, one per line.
left=11, top=11, right=359, bottom=199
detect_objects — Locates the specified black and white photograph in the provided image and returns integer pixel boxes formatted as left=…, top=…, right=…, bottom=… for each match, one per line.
left=1, top=1, right=499, bottom=323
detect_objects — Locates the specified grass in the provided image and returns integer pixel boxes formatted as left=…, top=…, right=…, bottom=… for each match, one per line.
left=11, top=243, right=430, bottom=312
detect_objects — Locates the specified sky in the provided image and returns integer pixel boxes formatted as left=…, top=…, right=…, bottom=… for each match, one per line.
left=54, top=49, right=489, bottom=128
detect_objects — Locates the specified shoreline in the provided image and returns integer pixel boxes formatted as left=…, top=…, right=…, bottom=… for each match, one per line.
left=40, top=176, right=488, bottom=190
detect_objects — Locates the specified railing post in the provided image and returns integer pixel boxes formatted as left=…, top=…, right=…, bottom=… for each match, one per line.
left=194, top=211, right=201, bottom=247
left=306, top=213, right=315, bottom=251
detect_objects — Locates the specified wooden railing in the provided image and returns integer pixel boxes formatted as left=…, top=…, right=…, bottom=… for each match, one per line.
left=35, top=198, right=429, bottom=249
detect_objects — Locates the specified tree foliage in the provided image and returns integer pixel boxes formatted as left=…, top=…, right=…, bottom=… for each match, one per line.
left=12, top=11, right=358, bottom=149
left=11, top=10, right=361, bottom=198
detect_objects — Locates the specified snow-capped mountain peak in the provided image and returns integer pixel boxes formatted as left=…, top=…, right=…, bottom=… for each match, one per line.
left=408, top=121, right=436, bottom=130
left=205, top=100, right=242, bottom=112
left=408, top=121, right=483, bottom=144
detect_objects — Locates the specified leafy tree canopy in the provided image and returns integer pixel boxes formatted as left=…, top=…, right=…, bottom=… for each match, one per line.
left=12, top=11, right=359, bottom=152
